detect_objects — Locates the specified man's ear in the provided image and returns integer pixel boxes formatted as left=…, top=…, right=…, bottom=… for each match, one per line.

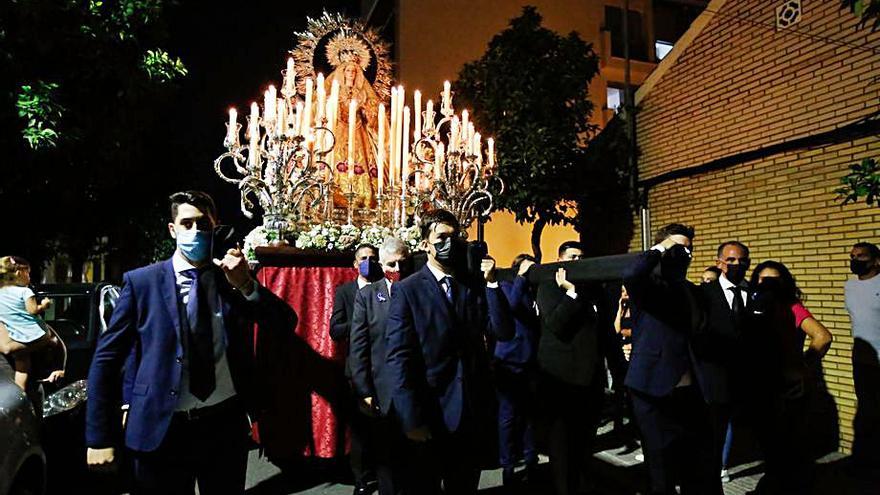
left=168, top=223, right=177, bottom=239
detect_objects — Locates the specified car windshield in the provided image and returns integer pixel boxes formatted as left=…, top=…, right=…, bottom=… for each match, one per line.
left=41, top=294, right=92, bottom=346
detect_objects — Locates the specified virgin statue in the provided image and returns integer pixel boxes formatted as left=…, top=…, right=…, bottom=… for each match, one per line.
left=326, top=57, right=384, bottom=208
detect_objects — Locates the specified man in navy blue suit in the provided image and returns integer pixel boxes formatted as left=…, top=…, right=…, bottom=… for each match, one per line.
left=623, top=223, right=720, bottom=495
left=349, top=236, right=412, bottom=495
left=85, top=191, right=297, bottom=494
left=384, top=209, right=514, bottom=495
left=494, top=254, right=540, bottom=487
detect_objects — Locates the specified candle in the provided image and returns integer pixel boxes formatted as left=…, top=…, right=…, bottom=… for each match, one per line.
left=435, top=142, right=444, bottom=180
left=348, top=99, right=357, bottom=178
left=264, top=86, right=276, bottom=124
left=248, top=102, right=260, bottom=167
left=303, top=78, right=313, bottom=132
left=473, top=132, right=481, bottom=160
left=285, top=58, right=295, bottom=94
left=443, top=80, right=451, bottom=111
left=414, top=90, right=422, bottom=143
left=401, top=106, right=410, bottom=190
left=275, top=98, right=286, bottom=137
left=316, top=73, right=326, bottom=123
left=227, top=108, right=237, bottom=144
left=467, top=122, right=475, bottom=154
left=426, top=99, right=434, bottom=129
left=461, top=109, right=469, bottom=137
left=329, top=79, right=340, bottom=123
left=294, top=101, right=304, bottom=135
left=450, top=116, right=460, bottom=151
left=487, top=138, right=495, bottom=169
left=378, top=103, right=385, bottom=195
left=394, top=86, right=405, bottom=186
left=388, top=87, right=398, bottom=188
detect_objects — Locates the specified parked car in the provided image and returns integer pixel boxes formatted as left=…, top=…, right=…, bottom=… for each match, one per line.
left=33, top=283, right=123, bottom=494
left=0, top=355, right=46, bottom=495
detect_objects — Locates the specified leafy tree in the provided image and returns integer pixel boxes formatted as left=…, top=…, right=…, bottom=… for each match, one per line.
left=837, top=158, right=880, bottom=207
left=453, top=6, right=601, bottom=261
left=842, top=0, right=880, bottom=31
left=0, top=0, right=187, bottom=279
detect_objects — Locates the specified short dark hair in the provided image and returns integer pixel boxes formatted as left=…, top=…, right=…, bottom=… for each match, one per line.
left=558, top=241, right=585, bottom=257
left=419, top=209, right=460, bottom=241
left=354, top=244, right=378, bottom=258
left=853, top=242, right=880, bottom=259
left=716, top=241, right=750, bottom=259
left=703, top=266, right=722, bottom=275
left=511, top=253, right=536, bottom=269
left=653, top=223, right=695, bottom=245
left=169, top=190, right=218, bottom=222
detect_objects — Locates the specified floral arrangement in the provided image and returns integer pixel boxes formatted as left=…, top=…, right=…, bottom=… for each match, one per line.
left=243, top=225, right=279, bottom=261
left=243, top=222, right=422, bottom=261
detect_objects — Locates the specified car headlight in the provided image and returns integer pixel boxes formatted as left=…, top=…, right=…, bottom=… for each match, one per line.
left=43, top=380, right=88, bottom=418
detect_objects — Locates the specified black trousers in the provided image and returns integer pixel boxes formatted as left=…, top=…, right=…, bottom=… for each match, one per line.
left=132, top=399, right=250, bottom=495
left=360, top=409, right=406, bottom=495
left=399, top=421, right=481, bottom=495
left=746, top=391, right=812, bottom=495
left=852, top=338, right=880, bottom=470
left=540, top=373, right=603, bottom=495
left=630, top=386, right=720, bottom=495
left=348, top=403, right=374, bottom=486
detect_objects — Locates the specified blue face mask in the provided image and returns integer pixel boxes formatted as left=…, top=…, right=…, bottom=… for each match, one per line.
left=358, top=259, right=384, bottom=282
left=176, top=230, right=211, bottom=262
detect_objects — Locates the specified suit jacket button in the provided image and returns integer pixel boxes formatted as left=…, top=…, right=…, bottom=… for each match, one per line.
left=170, top=389, right=178, bottom=396
left=176, top=356, right=183, bottom=364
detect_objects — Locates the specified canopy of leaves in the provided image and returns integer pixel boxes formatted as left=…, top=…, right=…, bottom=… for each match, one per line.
left=453, top=6, right=600, bottom=228
left=837, top=158, right=880, bottom=206
left=842, top=0, right=880, bottom=31
left=0, top=0, right=188, bottom=275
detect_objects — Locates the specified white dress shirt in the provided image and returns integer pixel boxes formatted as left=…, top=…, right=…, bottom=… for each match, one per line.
left=719, top=273, right=749, bottom=309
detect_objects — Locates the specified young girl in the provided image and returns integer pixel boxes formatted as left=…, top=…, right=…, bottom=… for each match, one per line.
left=0, top=256, right=64, bottom=390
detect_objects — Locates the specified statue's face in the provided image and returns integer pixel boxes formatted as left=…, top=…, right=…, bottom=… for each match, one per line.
left=344, top=64, right=357, bottom=85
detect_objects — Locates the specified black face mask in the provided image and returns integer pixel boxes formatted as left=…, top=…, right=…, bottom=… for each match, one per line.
left=358, top=259, right=384, bottom=283
left=757, top=276, right=782, bottom=293
left=725, top=263, right=749, bottom=284
left=660, top=244, right=692, bottom=280
left=397, top=258, right=415, bottom=280
left=433, top=237, right=467, bottom=267
left=851, top=259, right=874, bottom=276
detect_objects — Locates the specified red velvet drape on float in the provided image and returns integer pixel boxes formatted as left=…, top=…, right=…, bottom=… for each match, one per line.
left=255, top=264, right=357, bottom=459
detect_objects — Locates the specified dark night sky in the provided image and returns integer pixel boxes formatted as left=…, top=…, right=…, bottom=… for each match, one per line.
left=161, top=0, right=361, bottom=229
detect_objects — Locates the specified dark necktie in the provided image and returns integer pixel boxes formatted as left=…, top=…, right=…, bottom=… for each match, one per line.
left=441, top=276, right=454, bottom=304
left=729, top=286, right=744, bottom=319
left=180, top=268, right=216, bottom=401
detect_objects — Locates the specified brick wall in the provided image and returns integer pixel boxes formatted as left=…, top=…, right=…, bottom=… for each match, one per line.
left=631, top=0, right=880, bottom=452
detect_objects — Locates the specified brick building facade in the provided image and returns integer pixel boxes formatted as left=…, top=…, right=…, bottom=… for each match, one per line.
left=631, top=0, right=880, bottom=451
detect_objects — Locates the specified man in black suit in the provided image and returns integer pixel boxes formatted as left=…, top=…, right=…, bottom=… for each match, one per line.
left=536, top=241, right=604, bottom=495
left=330, top=243, right=381, bottom=495
left=623, top=223, right=720, bottom=495
left=384, top=209, right=514, bottom=495
left=698, top=241, right=751, bottom=481
left=349, top=237, right=412, bottom=495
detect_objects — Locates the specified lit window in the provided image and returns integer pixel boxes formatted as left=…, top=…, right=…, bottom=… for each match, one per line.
left=655, top=40, right=674, bottom=60
left=607, top=87, right=623, bottom=111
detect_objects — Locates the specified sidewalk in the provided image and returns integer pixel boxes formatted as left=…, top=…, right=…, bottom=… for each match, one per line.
left=243, top=419, right=877, bottom=494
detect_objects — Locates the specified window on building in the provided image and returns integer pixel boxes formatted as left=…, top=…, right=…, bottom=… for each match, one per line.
left=655, top=40, right=674, bottom=60
left=604, top=6, right=649, bottom=61
left=607, top=86, right=623, bottom=111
